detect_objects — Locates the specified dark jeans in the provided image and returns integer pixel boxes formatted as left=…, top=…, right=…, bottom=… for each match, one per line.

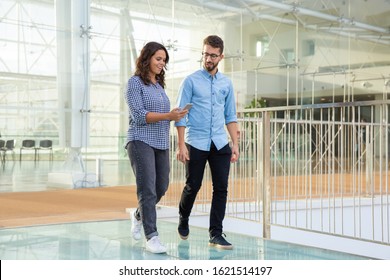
left=179, top=142, right=232, bottom=237
left=127, top=141, right=170, bottom=240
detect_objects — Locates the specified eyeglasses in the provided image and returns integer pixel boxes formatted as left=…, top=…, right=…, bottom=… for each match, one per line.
left=202, top=52, right=220, bottom=59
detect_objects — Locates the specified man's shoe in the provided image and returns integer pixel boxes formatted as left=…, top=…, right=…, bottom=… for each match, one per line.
left=131, top=210, right=142, bottom=241
left=146, top=236, right=167, bottom=254
left=178, top=217, right=189, bottom=240
left=208, top=233, right=233, bottom=250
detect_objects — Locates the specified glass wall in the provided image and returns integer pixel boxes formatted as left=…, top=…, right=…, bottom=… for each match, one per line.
left=1, top=0, right=389, bottom=189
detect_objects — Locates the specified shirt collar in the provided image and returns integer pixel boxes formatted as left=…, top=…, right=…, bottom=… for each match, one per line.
left=201, top=68, right=220, bottom=79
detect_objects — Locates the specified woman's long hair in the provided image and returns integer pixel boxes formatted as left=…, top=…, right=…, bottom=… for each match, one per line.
left=134, top=42, right=169, bottom=88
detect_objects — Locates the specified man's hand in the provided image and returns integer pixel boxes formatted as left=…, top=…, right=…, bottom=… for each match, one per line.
left=176, top=144, right=189, bottom=163
left=230, top=144, right=239, bottom=163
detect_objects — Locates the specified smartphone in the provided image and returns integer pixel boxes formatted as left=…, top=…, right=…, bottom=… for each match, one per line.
left=182, top=103, right=193, bottom=111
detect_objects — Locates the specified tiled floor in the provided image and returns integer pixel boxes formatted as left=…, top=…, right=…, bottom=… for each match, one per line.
left=0, top=159, right=372, bottom=260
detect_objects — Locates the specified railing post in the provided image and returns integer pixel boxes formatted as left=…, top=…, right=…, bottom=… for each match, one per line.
left=262, top=112, right=271, bottom=239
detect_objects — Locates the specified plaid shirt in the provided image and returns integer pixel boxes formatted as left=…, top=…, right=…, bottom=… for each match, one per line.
left=124, top=75, right=171, bottom=150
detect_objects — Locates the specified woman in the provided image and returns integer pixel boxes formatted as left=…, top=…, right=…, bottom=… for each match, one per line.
left=124, top=42, right=188, bottom=254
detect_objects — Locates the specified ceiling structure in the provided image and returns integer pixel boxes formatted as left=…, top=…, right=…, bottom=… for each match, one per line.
left=91, top=0, right=390, bottom=46
left=1, top=0, right=389, bottom=100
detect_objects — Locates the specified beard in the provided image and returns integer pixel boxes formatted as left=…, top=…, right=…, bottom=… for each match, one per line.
left=204, top=61, right=218, bottom=72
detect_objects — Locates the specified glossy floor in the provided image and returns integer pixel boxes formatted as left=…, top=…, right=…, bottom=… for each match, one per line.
left=0, top=159, right=372, bottom=260
left=0, top=219, right=370, bottom=260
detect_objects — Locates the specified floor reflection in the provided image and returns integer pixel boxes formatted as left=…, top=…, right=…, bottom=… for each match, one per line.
left=0, top=220, right=370, bottom=260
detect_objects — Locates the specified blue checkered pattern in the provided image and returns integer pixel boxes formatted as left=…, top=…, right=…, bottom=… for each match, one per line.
left=124, top=75, right=171, bottom=150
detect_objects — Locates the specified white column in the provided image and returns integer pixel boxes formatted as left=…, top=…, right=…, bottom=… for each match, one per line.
left=51, top=0, right=95, bottom=188
left=71, top=0, right=90, bottom=149
left=56, top=0, right=71, bottom=148
left=57, top=0, right=90, bottom=150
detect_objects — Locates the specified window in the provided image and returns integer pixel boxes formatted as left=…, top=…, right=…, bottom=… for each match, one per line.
left=302, top=40, right=315, bottom=56
left=256, top=36, right=269, bottom=57
left=281, top=48, right=295, bottom=65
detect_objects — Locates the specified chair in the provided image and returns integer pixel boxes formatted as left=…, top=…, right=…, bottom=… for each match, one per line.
left=20, top=139, right=36, bottom=161
left=1, top=139, right=16, bottom=162
left=35, top=140, right=53, bottom=161
left=0, top=139, right=5, bottom=164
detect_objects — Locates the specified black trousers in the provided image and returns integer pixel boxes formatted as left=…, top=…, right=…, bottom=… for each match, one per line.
left=179, top=142, right=232, bottom=237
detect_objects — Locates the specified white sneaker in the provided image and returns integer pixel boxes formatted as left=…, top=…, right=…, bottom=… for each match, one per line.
left=146, top=236, right=167, bottom=254
left=131, top=210, right=142, bottom=241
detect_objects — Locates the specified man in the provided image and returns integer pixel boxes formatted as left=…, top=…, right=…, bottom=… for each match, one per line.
left=175, top=35, right=239, bottom=250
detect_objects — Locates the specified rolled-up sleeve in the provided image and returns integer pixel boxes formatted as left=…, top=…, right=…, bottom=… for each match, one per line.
left=224, top=79, right=237, bottom=125
left=174, top=78, right=193, bottom=127
left=125, top=77, right=148, bottom=126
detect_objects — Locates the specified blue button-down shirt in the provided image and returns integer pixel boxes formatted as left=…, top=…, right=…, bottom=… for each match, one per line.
left=175, top=68, right=237, bottom=151
left=125, top=75, right=171, bottom=150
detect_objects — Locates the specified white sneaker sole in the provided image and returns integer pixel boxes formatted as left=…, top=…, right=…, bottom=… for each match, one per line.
left=146, top=247, right=167, bottom=254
